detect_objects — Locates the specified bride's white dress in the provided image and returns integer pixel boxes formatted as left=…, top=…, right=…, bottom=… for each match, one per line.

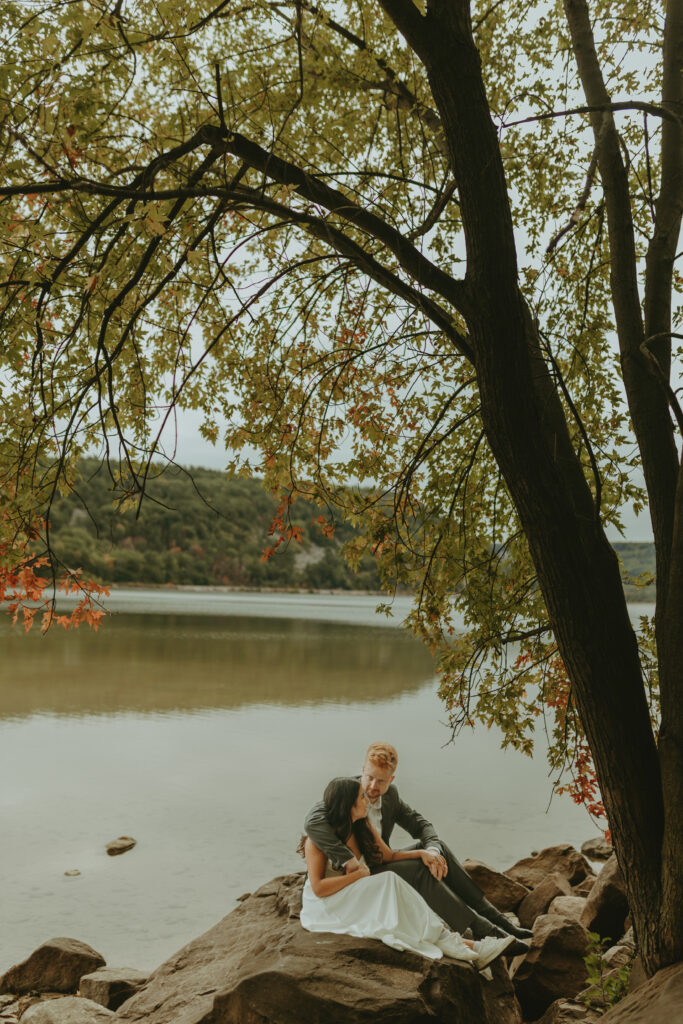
left=300, top=868, right=477, bottom=962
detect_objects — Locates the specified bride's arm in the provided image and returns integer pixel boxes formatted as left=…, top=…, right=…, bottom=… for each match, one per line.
left=305, top=837, right=370, bottom=897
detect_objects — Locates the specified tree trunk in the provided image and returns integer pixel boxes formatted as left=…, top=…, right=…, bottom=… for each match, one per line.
left=381, top=0, right=682, bottom=973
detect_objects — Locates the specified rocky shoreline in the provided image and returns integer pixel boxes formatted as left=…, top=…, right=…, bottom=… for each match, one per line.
left=1, top=840, right=680, bottom=1024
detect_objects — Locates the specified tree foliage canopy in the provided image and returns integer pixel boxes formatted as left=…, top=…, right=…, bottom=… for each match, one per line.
left=0, top=0, right=681, bottom=972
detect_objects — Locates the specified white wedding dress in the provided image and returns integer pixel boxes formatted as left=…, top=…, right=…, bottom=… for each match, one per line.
left=300, top=867, right=478, bottom=962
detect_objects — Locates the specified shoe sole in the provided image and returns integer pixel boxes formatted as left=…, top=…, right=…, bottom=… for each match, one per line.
left=475, top=935, right=516, bottom=969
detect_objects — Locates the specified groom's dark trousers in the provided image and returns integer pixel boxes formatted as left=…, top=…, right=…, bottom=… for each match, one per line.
left=372, top=841, right=497, bottom=937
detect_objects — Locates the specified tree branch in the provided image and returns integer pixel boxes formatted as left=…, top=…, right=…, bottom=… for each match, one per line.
left=202, top=125, right=470, bottom=316
left=502, top=100, right=683, bottom=130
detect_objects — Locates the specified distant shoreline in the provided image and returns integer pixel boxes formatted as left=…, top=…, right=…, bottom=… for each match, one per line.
left=105, top=581, right=655, bottom=604
left=105, top=581, right=388, bottom=596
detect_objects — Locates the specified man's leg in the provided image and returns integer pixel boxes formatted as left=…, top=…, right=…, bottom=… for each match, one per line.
left=372, top=860, right=528, bottom=952
left=438, top=841, right=532, bottom=940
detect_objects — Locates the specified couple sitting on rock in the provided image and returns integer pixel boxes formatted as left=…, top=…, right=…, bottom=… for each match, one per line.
left=300, top=741, right=531, bottom=971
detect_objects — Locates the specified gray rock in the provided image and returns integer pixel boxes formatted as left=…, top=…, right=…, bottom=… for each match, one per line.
left=535, top=996, right=602, bottom=1023
left=462, top=858, right=529, bottom=912
left=117, top=872, right=523, bottom=1024
left=105, top=837, right=136, bottom=856
left=547, top=896, right=587, bottom=922
left=79, top=968, right=148, bottom=1011
left=579, top=855, right=629, bottom=942
left=505, top=845, right=592, bottom=890
left=511, top=914, right=590, bottom=1020
left=600, top=961, right=683, bottom=1023
left=518, top=873, right=573, bottom=929
left=0, top=938, right=106, bottom=995
left=21, top=997, right=115, bottom=1023
left=580, top=837, right=613, bottom=862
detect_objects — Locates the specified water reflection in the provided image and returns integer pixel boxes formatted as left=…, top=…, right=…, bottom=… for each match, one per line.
left=0, top=613, right=435, bottom=718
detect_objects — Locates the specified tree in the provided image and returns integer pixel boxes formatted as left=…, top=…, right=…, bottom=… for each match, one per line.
left=0, top=0, right=680, bottom=973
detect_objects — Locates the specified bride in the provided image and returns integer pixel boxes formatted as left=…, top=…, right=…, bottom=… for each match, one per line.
left=300, top=777, right=515, bottom=969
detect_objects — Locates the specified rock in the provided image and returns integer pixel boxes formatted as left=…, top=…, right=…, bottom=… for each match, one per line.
left=21, top=997, right=115, bottom=1023
left=580, top=837, right=613, bottom=862
left=518, top=873, right=573, bottom=929
left=600, top=961, right=683, bottom=1023
left=462, top=859, right=529, bottom=912
left=0, top=938, right=106, bottom=996
left=105, top=837, right=136, bottom=856
left=0, top=994, right=41, bottom=1022
left=627, top=954, right=647, bottom=992
left=535, top=996, right=602, bottom=1023
left=602, top=933, right=635, bottom=971
left=117, top=873, right=522, bottom=1024
left=505, top=845, right=591, bottom=890
left=79, top=968, right=148, bottom=1011
left=511, top=914, right=590, bottom=1020
left=547, top=896, right=587, bottom=922
left=573, top=876, right=596, bottom=897
left=579, top=855, right=629, bottom=942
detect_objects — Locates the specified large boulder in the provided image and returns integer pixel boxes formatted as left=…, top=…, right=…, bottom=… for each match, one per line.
left=79, top=968, right=148, bottom=1011
left=21, top=996, right=115, bottom=1022
left=600, top=961, right=683, bottom=1023
left=505, top=845, right=591, bottom=890
left=0, top=939, right=106, bottom=996
left=579, top=855, right=629, bottom=942
left=517, top=874, right=573, bottom=929
left=535, top=997, right=602, bottom=1023
left=511, top=914, right=590, bottom=1020
left=461, top=859, right=529, bottom=912
left=117, top=873, right=522, bottom=1024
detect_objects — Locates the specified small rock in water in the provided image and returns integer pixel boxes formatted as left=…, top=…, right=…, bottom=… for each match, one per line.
left=64, top=870, right=81, bottom=877
left=105, top=837, right=136, bottom=857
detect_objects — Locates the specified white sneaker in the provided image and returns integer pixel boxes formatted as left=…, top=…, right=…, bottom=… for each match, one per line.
left=438, top=930, right=479, bottom=963
left=472, top=934, right=516, bottom=970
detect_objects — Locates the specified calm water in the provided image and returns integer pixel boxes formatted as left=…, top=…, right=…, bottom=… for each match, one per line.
left=0, top=592, right=652, bottom=974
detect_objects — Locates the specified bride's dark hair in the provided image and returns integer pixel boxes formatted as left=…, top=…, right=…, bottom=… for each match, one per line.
left=323, top=777, right=383, bottom=866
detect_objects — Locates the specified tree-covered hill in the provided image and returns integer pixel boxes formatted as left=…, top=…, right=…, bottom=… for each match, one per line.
left=47, top=461, right=655, bottom=599
left=48, top=460, right=382, bottom=591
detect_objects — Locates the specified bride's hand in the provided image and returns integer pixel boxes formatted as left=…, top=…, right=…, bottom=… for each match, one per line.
left=354, top=863, right=371, bottom=879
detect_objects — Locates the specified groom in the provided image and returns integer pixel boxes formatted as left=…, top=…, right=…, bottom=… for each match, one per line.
left=304, top=741, right=531, bottom=953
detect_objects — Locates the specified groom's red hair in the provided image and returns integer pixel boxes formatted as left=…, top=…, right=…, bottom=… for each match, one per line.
left=365, top=742, right=398, bottom=770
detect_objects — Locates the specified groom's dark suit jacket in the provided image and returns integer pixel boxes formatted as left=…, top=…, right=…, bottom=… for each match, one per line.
left=304, top=782, right=443, bottom=871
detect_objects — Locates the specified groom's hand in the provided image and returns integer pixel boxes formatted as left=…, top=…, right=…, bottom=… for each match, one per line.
left=421, top=851, right=448, bottom=881
left=344, top=857, right=361, bottom=874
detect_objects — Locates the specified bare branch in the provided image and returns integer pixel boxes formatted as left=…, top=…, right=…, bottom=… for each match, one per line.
left=502, top=100, right=683, bottom=130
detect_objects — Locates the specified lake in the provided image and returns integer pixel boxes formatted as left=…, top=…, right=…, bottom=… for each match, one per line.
left=0, top=591, right=652, bottom=974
